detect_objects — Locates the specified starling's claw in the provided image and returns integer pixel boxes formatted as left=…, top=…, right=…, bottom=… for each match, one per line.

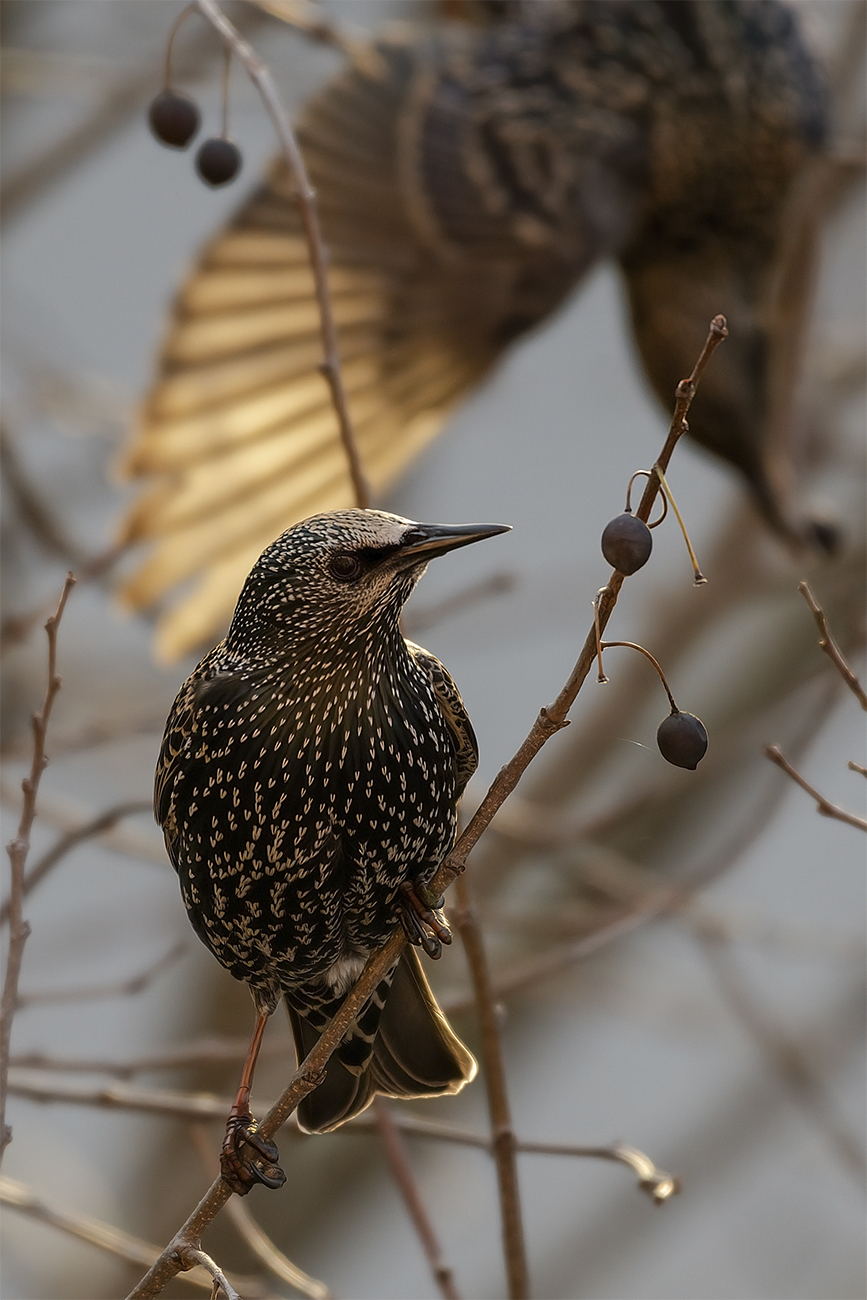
left=221, top=1114, right=286, bottom=1195
left=397, top=881, right=452, bottom=959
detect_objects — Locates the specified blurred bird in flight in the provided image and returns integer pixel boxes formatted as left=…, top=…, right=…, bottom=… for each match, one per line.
left=120, top=0, right=828, bottom=659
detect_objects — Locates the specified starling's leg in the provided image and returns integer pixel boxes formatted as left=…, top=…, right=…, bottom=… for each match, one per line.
left=397, top=880, right=452, bottom=959
left=220, top=1010, right=286, bottom=1195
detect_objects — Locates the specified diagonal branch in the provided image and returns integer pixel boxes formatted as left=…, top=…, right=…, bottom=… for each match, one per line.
left=798, top=581, right=866, bottom=709
left=764, top=745, right=867, bottom=831
left=0, top=799, right=152, bottom=926
left=0, top=1175, right=265, bottom=1294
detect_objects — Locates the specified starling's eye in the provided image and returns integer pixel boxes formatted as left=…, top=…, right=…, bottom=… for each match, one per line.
left=328, top=552, right=363, bottom=582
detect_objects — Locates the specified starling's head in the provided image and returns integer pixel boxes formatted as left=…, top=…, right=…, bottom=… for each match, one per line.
left=227, top=509, right=510, bottom=654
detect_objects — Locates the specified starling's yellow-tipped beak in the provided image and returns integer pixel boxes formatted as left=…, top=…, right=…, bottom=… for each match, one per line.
left=395, top=522, right=511, bottom=566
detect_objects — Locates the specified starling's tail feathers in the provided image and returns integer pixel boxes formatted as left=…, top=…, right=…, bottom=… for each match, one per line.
left=289, top=946, right=476, bottom=1135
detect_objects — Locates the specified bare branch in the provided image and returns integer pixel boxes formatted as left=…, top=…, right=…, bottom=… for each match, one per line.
left=453, top=875, right=528, bottom=1299
left=403, top=572, right=516, bottom=636
left=0, top=799, right=152, bottom=926
left=245, top=0, right=383, bottom=74
left=765, top=745, right=867, bottom=831
left=8, top=1072, right=240, bottom=1122
left=0, top=1175, right=265, bottom=1294
left=0, top=573, right=75, bottom=1164
left=15, top=941, right=186, bottom=1009
left=9, top=1037, right=271, bottom=1078
left=373, top=1099, right=461, bottom=1300
left=444, top=887, right=685, bottom=1015
left=798, top=581, right=866, bottom=709
left=0, top=421, right=87, bottom=566
left=693, top=921, right=867, bottom=1187
left=0, top=782, right=166, bottom=866
left=193, top=0, right=370, bottom=509
left=354, top=1114, right=679, bottom=1204
left=177, top=1246, right=241, bottom=1300
left=519, top=1140, right=680, bottom=1206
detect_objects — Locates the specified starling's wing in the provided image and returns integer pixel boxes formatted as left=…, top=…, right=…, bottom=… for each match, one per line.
left=153, top=680, right=198, bottom=868
left=119, top=19, right=646, bottom=660
left=407, top=642, right=478, bottom=800
left=153, top=660, right=251, bottom=869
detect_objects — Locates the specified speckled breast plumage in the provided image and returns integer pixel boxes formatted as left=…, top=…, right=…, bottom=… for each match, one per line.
left=159, top=631, right=458, bottom=1009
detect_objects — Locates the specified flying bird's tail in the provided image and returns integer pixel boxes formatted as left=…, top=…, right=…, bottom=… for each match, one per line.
left=286, top=946, right=476, bottom=1134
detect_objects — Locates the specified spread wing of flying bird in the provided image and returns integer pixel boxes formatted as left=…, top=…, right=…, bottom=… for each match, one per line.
left=119, top=1, right=826, bottom=659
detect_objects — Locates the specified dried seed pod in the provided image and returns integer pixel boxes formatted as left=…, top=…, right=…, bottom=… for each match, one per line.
left=601, top=512, right=652, bottom=575
left=148, top=91, right=200, bottom=149
left=657, top=711, right=708, bottom=769
left=195, top=137, right=242, bottom=187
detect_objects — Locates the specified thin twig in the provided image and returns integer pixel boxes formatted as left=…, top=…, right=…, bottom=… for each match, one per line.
left=849, top=762, right=867, bottom=777
left=765, top=745, right=867, bottom=831
left=405, top=572, right=516, bottom=636
left=0, top=1175, right=265, bottom=1294
left=0, top=572, right=75, bottom=1163
left=518, top=1140, right=680, bottom=1206
left=0, top=782, right=166, bottom=865
left=0, top=421, right=88, bottom=565
left=0, top=799, right=152, bottom=926
left=453, top=874, right=528, bottom=1299
left=443, top=891, right=684, bottom=1016
left=177, top=1246, right=241, bottom=1300
left=8, top=1037, right=278, bottom=1078
left=15, top=941, right=186, bottom=1010
left=8, top=1072, right=239, bottom=1121
left=373, top=1098, right=461, bottom=1300
left=356, top=1113, right=679, bottom=1203
left=693, top=921, right=867, bottom=1187
left=125, top=318, right=727, bottom=1299
left=245, top=0, right=384, bottom=75
left=189, top=1124, right=333, bottom=1300
left=193, top=0, right=370, bottom=509
left=798, top=581, right=866, bottom=709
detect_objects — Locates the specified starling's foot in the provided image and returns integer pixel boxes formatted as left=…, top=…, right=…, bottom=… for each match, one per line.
left=397, top=881, right=452, bottom=959
left=220, top=1114, right=286, bottom=1196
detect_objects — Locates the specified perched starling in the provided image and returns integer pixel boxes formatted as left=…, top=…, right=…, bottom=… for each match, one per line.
left=156, top=509, right=507, bottom=1188
left=122, top=0, right=827, bottom=657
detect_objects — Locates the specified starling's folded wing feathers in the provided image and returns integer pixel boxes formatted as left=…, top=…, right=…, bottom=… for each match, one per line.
left=408, top=641, right=479, bottom=800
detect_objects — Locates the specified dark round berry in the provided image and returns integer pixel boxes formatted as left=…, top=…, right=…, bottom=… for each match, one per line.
left=148, top=91, right=200, bottom=149
left=601, top=512, right=653, bottom=575
left=657, top=711, right=708, bottom=769
left=195, top=137, right=242, bottom=187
